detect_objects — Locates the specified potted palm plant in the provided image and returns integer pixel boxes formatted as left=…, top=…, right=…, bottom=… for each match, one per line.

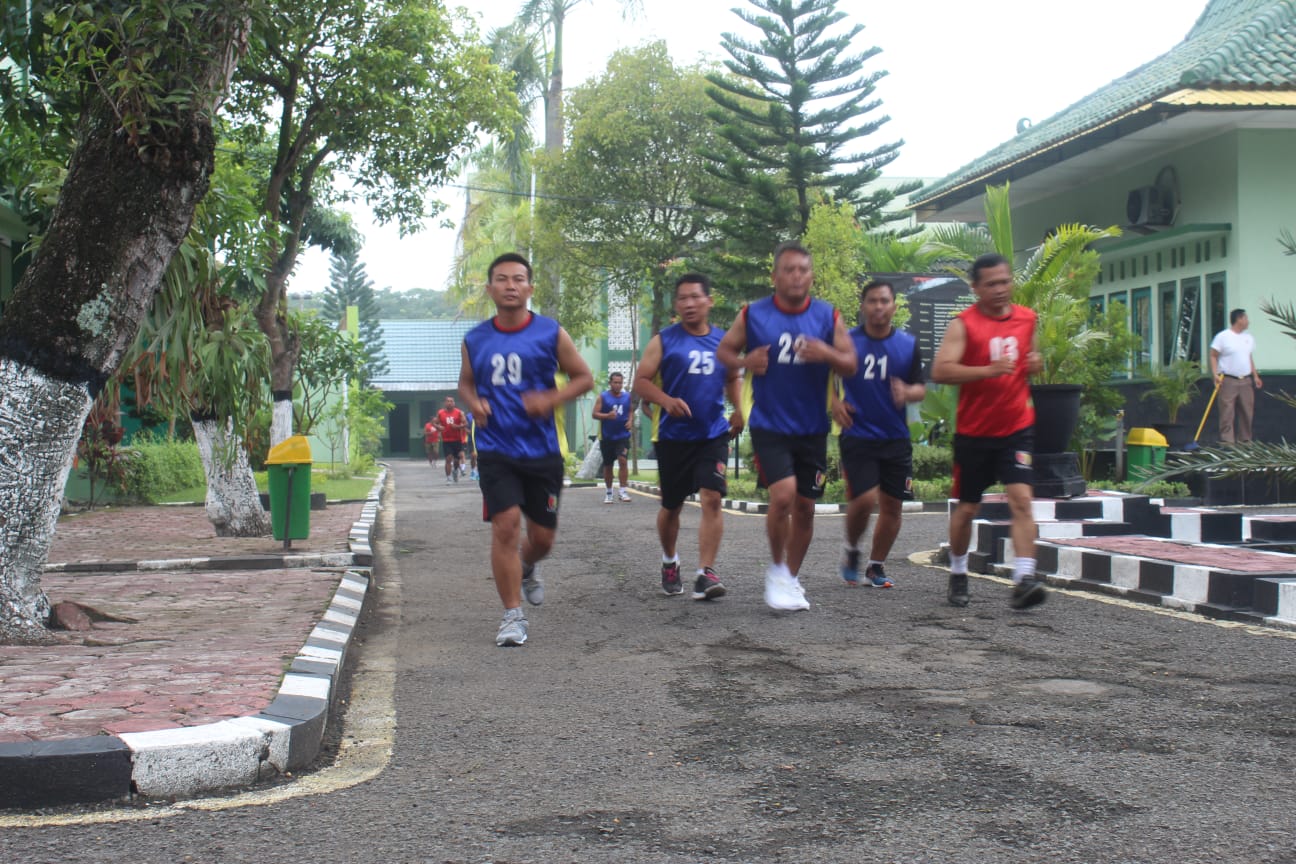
left=1141, top=358, right=1202, bottom=449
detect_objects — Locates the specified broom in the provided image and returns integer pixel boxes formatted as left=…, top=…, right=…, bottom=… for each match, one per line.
left=1183, top=376, right=1223, bottom=452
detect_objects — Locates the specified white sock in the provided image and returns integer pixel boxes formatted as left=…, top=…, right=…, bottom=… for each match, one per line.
left=842, top=542, right=858, bottom=553
left=868, top=559, right=884, bottom=569
left=662, top=553, right=679, bottom=564
left=1013, top=557, right=1036, bottom=585
left=950, top=552, right=969, bottom=574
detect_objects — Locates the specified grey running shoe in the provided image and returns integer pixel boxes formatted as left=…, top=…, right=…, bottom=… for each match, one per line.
left=1010, top=578, right=1047, bottom=610
left=691, top=567, right=726, bottom=601
left=619, top=489, right=632, bottom=502
left=496, top=608, right=528, bottom=647
left=521, top=561, right=544, bottom=606
left=661, top=560, right=684, bottom=596
left=948, top=573, right=970, bottom=607
left=866, top=563, right=893, bottom=589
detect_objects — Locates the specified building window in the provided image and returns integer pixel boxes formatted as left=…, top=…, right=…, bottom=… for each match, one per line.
left=1159, top=282, right=1177, bottom=366
left=1131, top=287, right=1152, bottom=373
left=1176, top=277, right=1202, bottom=362
left=1207, top=273, right=1227, bottom=340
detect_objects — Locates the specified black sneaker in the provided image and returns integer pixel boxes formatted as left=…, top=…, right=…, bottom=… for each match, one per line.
left=661, top=560, right=683, bottom=596
left=1010, top=578, right=1047, bottom=610
left=947, top=573, right=970, bottom=607
left=691, top=567, right=726, bottom=600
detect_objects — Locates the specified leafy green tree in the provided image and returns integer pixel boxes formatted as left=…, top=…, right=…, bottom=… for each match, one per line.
left=322, top=248, right=388, bottom=383
left=540, top=42, right=728, bottom=338
left=291, top=312, right=370, bottom=435
left=224, top=0, right=516, bottom=446
left=701, top=0, right=918, bottom=296
left=0, top=1, right=252, bottom=644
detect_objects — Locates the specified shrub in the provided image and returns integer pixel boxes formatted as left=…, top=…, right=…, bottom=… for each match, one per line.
left=122, top=434, right=206, bottom=502
left=911, top=477, right=952, bottom=501
left=912, top=444, right=952, bottom=481
left=1102, top=479, right=1192, bottom=498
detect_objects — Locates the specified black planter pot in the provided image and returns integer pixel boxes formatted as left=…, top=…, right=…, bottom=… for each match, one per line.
left=1152, top=422, right=1192, bottom=450
left=1030, top=383, right=1083, bottom=454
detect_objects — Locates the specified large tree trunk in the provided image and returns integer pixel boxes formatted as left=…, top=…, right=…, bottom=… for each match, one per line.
left=0, top=7, right=248, bottom=644
left=193, top=417, right=271, bottom=538
left=0, top=362, right=88, bottom=644
left=255, top=236, right=302, bottom=449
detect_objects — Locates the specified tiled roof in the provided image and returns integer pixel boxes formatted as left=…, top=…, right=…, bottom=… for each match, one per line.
left=370, top=319, right=480, bottom=391
left=915, top=0, right=1296, bottom=205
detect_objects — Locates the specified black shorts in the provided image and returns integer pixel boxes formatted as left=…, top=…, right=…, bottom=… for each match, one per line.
left=656, top=436, right=730, bottom=510
left=441, top=440, right=465, bottom=459
left=600, top=437, right=630, bottom=464
left=952, top=428, right=1034, bottom=504
left=477, top=452, right=565, bottom=529
left=750, top=428, right=828, bottom=500
left=840, top=437, right=913, bottom=501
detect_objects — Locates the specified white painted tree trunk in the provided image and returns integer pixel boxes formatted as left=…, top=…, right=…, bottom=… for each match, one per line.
left=193, top=417, right=271, bottom=538
left=0, top=361, right=91, bottom=643
left=270, top=397, right=294, bottom=448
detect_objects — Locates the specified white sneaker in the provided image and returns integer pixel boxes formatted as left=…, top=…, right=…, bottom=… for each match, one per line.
left=619, top=489, right=632, bottom=503
left=496, top=608, right=528, bottom=647
left=764, top=563, right=810, bottom=611
left=604, top=490, right=614, bottom=504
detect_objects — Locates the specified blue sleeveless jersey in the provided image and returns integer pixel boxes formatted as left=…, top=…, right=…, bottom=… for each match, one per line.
left=840, top=326, right=923, bottom=441
left=656, top=324, right=729, bottom=442
left=597, top=389, right=632, bottom=441
left=744, top=295, right=838, bottom=435
left=463, top=313, right=562, bottom=459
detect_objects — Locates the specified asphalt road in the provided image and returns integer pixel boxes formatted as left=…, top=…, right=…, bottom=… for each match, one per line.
left=3, top=459, right=1295, bottom=863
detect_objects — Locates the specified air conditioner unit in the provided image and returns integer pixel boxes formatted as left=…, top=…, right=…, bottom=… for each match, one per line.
left=1126, top=186, right=1171, bottom=226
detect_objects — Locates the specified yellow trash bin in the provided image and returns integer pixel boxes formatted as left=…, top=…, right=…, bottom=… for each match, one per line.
left=266, top=435, right=312, bottom=546
left=1126, top=427, right=1168, bottom=475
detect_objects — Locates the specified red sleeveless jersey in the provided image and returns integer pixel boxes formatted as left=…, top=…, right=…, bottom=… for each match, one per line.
left=955, top=303, right=1036, bottom=437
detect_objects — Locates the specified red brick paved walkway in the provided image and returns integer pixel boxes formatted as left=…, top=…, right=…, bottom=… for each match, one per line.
left=0, top=500, right=364, bottom=743
left=1050, top=535, right=1296, bottom=574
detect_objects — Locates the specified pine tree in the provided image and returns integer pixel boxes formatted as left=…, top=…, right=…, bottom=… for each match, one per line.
left=700, top=0, right=918, bottom=295
left=323, top=248, right=389, bottom=383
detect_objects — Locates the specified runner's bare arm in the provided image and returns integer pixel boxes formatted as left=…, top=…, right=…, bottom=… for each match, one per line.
left=458, top=344, right=490, bottom=425
left=633, top=335, right=691, bottom=417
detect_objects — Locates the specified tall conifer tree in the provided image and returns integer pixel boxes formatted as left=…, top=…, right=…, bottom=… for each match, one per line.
left=324, top=248, right=388, bottom=383
left=701, top=0, right=917, bottom=296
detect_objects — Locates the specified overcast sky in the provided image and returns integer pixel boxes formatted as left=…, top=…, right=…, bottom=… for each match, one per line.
left=293, top=0, right=1207, bottom=294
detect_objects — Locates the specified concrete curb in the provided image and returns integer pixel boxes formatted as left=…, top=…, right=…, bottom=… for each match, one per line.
left=0, top=468, right=388, bottom=809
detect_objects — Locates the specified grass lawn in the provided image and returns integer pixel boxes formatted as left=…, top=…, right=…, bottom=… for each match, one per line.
left=153, top=471, right=380, bottom=505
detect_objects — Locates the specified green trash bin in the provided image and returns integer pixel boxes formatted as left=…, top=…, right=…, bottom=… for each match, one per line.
left=266, top=435, right=312, bottom=546
left=1126, top=427, right=1168, bottom=477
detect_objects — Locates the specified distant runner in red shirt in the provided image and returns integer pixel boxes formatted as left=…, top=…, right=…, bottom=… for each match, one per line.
left=437, top=396, right=468, bottom=484
left=423, top=418, right=439, bottom=468
left=931, top=253, right=1045, bottom=611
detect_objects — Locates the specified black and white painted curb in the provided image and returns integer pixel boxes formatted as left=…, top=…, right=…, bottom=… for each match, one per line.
left=0, top=469, right=387, bottom=809
left=957, top=491, right=1296, bottom=629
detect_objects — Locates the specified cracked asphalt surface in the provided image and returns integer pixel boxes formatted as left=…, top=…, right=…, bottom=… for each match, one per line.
left=3, top=458, right=1295, bottom=863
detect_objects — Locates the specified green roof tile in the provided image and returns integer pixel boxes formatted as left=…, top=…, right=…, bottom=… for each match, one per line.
left=916, top=0, right=1296, bottom=206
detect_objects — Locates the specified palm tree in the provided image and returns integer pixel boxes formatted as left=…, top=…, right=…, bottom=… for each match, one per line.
left=514, top=0, right=642, bottom=157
